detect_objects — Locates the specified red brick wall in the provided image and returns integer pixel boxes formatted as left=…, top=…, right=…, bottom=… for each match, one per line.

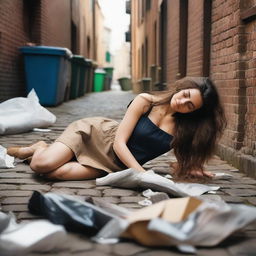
left=40, top=0, right=71, bottom=48
left=186, top=0, right=204, bottom=76
left=211, top=0, right=244, bottom=150
left=242, top=6, right=256, bottom=157
left=166, top=0, right=180, bottom=85
left=211, top=0, right=256, bottom=176
left=0, top=0, right=30, bottom=100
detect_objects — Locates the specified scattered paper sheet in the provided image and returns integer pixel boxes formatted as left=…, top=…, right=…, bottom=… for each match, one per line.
left=96, top=169, right=219, bottom=197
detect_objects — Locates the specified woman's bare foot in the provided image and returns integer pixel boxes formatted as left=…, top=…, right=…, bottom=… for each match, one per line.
left=7, top=141, right=48, bottom=159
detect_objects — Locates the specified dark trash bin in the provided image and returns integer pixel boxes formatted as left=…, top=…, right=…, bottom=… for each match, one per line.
left=103, top=67, right=114, bottom=91
left=76, top=56, right=87, bottom=97
left=138, top=77, right=152, bottom=92
left=70, top=55, right=83, bottom=99
left=84, top=59, right=92, bottom=93
left=118, top=77, right=132, bottom=91
left=20, top=46, right=72, bottom=106
left=88, top=61, right=98, bottom=93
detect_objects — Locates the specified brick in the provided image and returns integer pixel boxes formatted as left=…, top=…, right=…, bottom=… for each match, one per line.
left=0, top=191, right=33, bottom=197
left=0, top=184, right=18, bottom=190
left=77, top=189, right=102, bottom=197
left=2, top=204, right=28, bottom=212
left=228, top=239, right=256, bottom=256
left=20, top=184, right=51, bottom=191
left=103, top=189, right=138, bottom=197
left=220, top=195, right=245, bottom=203
left=0, top=179, right=39, bottom=184
left=245, top=197, right=256, bottom=206
left=223, top=189, right=256, bottom=197
left=2, top=197, right=29, bottom=204
left=50, top=188, right=76, bottom=195
left=0, top=172, right=32, bottom=178
left=117, top=203, right=142, bottom=209
left=17, top=212, right=42, bottom=220
left=197, top=249, right=229, bottom=256
left=113, top=242, right=147, bottom=256
left=120, top=196, right=145, bottom=203
left=52, top=181, right=96, bottom=189
left=93, top=197, right=120, bottom=204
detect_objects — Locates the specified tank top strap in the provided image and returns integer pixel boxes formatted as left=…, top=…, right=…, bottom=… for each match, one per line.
left=127, top=100, right=153, bottom=117
left=143, top=104, right=153, bottom=116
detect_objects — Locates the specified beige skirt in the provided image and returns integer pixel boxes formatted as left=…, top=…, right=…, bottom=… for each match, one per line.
left=55, top=117, right=126, bottom=173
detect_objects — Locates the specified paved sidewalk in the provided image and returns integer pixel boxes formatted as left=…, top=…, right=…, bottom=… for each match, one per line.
left=1, top=90, right=256, bottom=256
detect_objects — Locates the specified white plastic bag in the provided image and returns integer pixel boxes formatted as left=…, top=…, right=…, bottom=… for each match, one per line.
left=0, top=212, right=66, bottom=256
left=0, top=89, right=56, bottom=135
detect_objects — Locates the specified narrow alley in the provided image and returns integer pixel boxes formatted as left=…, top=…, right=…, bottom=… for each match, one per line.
left=0, top=90, right=256, bottom=256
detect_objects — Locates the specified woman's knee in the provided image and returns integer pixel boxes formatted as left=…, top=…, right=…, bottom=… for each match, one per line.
left=30, top=153, right=57, bottom=172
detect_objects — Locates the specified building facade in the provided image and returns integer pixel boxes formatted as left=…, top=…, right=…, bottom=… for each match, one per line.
left=130, top=0, right=256, bottom=177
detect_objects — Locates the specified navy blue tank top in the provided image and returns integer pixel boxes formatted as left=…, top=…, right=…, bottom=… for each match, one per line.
left=126, top=106, right=173, bottom=165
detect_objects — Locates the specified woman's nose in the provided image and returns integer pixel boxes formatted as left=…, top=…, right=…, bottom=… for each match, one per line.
left=180, top=98, right=188, bottom=105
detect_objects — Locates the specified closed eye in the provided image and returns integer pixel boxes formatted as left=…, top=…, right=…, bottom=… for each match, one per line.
left=187, top=102, right=195, bottom=110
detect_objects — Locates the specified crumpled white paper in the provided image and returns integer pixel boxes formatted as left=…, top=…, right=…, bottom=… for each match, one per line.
left=0, top=145, right=14, bottom=168
left=93, top=198, right=256, bottom=253
left=0, top=89, right=56, bottom=135
left=96, top=169, right=219, bottom=197
left=0, top=212, right=66, bottom=256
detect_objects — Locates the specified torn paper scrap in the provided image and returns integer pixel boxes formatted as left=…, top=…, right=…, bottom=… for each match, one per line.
left=96, top=169, right=219, bottom=197
left=0, top=145, right=15, bottom=168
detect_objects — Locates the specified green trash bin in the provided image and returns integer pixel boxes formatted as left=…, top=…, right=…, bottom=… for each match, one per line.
left=69, top=55, right=84, bottom=99
left=89, top=61, right=98, bottom=92
left=118, top=77, right=132, bottom=91
left=93, top=68, right=106, bottom=92
left=103, top=67, right=114, bottom=90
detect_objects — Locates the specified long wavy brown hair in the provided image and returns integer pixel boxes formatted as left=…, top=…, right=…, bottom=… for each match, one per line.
left=152, top=77, right=227, bottom=178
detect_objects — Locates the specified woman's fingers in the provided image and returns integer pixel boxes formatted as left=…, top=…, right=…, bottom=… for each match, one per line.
left=190, top=169, right=215, bottom=178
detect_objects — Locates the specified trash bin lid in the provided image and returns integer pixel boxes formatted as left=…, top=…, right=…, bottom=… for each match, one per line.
left=104, top=67, right=114, bottom=71
left=20, top=46, right=72, bottom=58
left=84, top=58, right=93, bottom=66
left=95, top=68, right=106, bottom=74
left=71, top=55, right=86, bottom=64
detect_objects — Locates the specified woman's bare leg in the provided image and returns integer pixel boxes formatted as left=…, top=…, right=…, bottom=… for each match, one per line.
left=44, top=162, right=105, bottom=180
left=30, top=142, right=74, bottom=173
left=30, top=142, right=105, bottom=180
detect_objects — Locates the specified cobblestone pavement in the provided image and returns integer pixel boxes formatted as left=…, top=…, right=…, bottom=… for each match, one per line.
left=1, top=90, right=256, bottom=256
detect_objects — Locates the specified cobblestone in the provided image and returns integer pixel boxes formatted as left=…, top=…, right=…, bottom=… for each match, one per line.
left=1, top=91, right=256, bottom=255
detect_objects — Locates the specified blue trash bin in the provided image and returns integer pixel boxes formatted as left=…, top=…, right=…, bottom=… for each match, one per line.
left=20, top=46, right=72, bottom=106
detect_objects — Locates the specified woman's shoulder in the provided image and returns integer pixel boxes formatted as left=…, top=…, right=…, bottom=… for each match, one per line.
left=137, top=93, right=161, bottom=103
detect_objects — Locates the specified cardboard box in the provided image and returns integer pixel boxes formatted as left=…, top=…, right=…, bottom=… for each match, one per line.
left=122, top=197, right=202, bottom=246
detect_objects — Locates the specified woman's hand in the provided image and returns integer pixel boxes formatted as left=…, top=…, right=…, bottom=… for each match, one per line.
left=170, top=161, right=215, bottom=179
left=189, top=169, right=215, bottom=178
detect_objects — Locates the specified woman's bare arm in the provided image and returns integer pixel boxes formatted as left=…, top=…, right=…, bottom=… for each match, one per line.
left=113, top=93, right=152, bottom=172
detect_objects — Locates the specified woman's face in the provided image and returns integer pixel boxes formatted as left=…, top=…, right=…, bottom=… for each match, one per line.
left=170, top=88, right=203, bottom=113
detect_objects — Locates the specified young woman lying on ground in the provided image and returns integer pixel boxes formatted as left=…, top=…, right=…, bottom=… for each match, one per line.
left=8, top=77, right=226, bottom=181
